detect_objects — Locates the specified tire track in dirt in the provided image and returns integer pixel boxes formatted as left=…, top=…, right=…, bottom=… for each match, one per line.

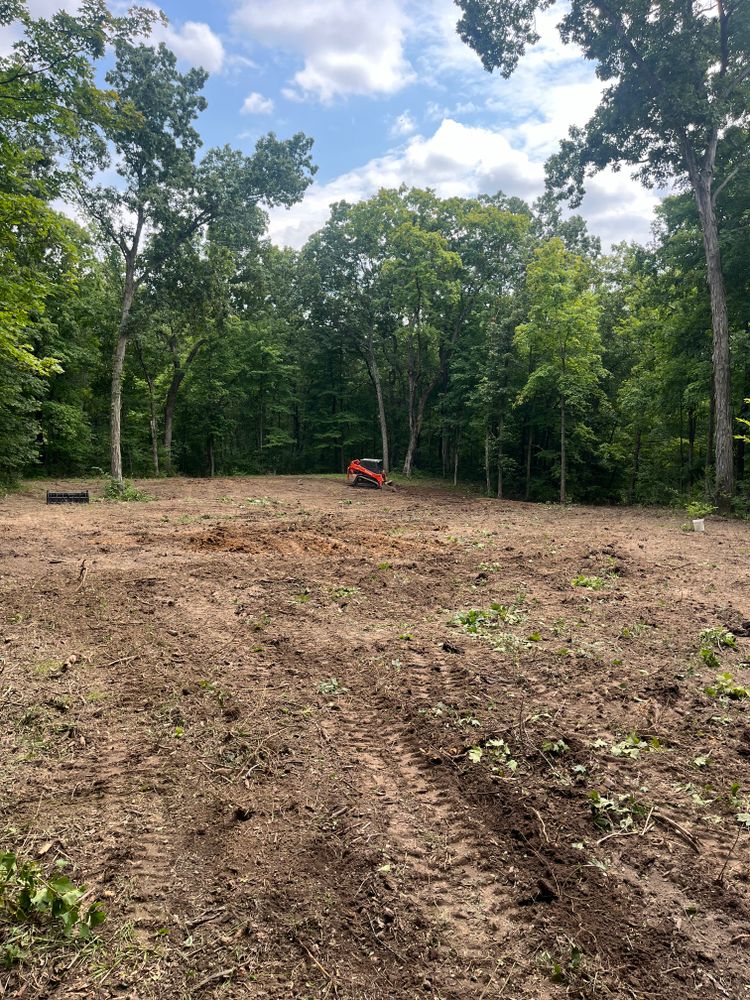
left=322, top=678, right=545, bottom=999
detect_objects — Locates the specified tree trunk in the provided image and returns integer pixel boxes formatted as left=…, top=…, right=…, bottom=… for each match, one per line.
left=687, top=408, right=696, bottom=485
left=163, top=338, right=207, bottom=472
left=134, top=337, right=159, bottom=476
left=691, top=169, right=733, bottom=507
left=364, top=338, right=389, bottom=474
left=525, top=425, right=533, bottom=501
left=163, top=375, right=180, bottom=471
left=208, top=435, right=215, bottom=478
left=110, top=266, right=136, bottom=488
left=560, top=397, right=567, bottom=504
left=453, top=444, right=459, bottom=487
left=484, top=432, right=491, bottom=496
left=402, top=380, right=436, bottom=478
left=628, top=428, right=642, bottom=504
left=497, top=418, right=504, bottom=500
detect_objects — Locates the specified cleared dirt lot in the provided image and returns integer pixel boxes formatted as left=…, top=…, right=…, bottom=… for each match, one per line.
left=1, top=475, right=750, bottom=999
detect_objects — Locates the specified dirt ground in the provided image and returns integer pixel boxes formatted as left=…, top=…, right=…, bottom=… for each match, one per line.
left=1, top=476, right=750, bottom=999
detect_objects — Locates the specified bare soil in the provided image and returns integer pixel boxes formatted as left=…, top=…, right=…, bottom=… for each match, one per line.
left=1, top=476, right=750, bottom=999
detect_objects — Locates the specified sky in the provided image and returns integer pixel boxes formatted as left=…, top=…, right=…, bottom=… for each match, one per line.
left=10, top=0, right=664, bottom=250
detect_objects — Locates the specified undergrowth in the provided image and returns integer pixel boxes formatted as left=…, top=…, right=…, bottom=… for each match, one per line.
left=103, top=478, right=153, bottom=502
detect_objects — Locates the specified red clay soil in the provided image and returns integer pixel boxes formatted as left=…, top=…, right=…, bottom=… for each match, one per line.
left=1, top=476, right=749, bottom=999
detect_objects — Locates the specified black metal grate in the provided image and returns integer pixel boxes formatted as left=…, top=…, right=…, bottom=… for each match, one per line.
left=46, top=491, right=90, bottom=505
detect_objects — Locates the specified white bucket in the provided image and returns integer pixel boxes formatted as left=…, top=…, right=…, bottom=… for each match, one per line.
left=693, top=518, right=705, bottom=532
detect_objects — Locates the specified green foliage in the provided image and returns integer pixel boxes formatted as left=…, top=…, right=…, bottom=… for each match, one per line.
left=571, top=575, right=605, bottom=590
left=700, top=628, right=737, bottom=650
left=0, top=852, right=105, bottom=966
left=686, top=501, right=716, bottom=521
left=317, top=677, right=347, bottom=695
left=538, top=945, right=584, bottom=986
left=706, top=673, right=750, bottom=701
left=452, top=601, right=524, bottom=633
left=609, top=733, right=661, bottom=760
left=103, top=478, right=152, bottom=502
left=467, top=738, right=519, bottom=774
left=589, top=791, right=647, bottom=831
left=1, top=6, right=750, bottom=510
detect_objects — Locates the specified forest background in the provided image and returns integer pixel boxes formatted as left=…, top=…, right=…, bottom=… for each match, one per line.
left=2, top=0, right=749, bottom=511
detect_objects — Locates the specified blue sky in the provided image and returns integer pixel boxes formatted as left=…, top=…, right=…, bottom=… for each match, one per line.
left=14, top=0, right=662, bottom=248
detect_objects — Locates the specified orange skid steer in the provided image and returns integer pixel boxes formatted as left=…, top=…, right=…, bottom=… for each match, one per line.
left=346, top=458, right=392, bottom=489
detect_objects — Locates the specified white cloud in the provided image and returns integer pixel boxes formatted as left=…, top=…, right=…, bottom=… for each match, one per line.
left=26, top=0, right=80, bottom=15
left=390, top=111, right=417, bottom=137
left=579, top=168, right=662, bottom=246
left=268, top=119, right=543, bottom=247
left=230, top=0, right=414, bottom=102
left=267, top=119, right=659, bottom=251
left=152, top=20, right=225, bottom=74
left=241, top=91, right=274, bottom=115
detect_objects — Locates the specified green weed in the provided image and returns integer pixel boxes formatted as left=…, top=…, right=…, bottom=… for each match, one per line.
left=706, top=673, right=750, bottom=700
left=317, top=678, right=347, bottom=696
left=589, top=791, right=647, bottom=830
left=609, top=732, right=661, bottom=759
left=103, top=479, right=152, bottom=502
left=467, top=738, right=518, bottom=774
left=571, top=574, right=606, bottom=590
left=699, top=627, right=737, bottom=650
left=0, top=853, right=105, bottom=967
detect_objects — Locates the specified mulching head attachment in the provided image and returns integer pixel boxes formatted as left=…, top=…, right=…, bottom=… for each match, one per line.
left=46, top=491, right=90, bottom=505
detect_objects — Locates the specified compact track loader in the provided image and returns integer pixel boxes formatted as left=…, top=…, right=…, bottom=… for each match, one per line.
left=346, top=458, right=392, bottom=489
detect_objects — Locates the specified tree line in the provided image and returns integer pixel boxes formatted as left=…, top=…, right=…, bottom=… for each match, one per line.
left=1, top=0, right=748, bottom=511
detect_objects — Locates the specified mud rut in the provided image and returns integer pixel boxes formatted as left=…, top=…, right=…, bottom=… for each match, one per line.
left=1, top=477, right=750, bottom=999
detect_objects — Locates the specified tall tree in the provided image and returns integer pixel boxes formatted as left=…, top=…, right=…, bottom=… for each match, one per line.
left=455, top=0, right=750, bottom=506
left=515, top=239, right=604, bottom=503
left=0, top=2, right=157, bottom=478
left=82, top=41, right=315, bottom=487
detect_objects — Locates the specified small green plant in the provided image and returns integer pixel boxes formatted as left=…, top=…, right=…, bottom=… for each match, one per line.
left=451, top=601, right=524, bottom=634
left=467, top=738, right=518, bottom=774
left=294, top=592, right=311, bottom=603
left=331, top=586, right=359, bottom=599
left=609, top=732, right=661, bottom=759
left=706, top=673, right=750, bottom=700
left=571, top=574, right=606, bottom=590
left=477, top=562, right=502, bottom=573
left=685, top=500, right=716, bottom=521
left=700, top=647, right=721, bottom=669
left=317, top=677, right=347, bottom=696
left=245, top=497, right=271, bottom=506
left=103, top=478, right=152, bottom=502
left=377, top=561, right=392, bottom=571
left=538, top=945, right=584, bottom=985
left=699, top=627, right=737, bottom=650
left=248, top=614, right=271, bottom=632
left=542, top=738, right=569, bottom=756
left=1, top=853, right=105, bottom=966
left=589, top=791, right=647, bottom=830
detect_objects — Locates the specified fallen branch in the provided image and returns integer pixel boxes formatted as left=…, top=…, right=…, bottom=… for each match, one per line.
left=293, top=935, right=337, bottom=993
left=653, top=809, right=701, bottom=853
